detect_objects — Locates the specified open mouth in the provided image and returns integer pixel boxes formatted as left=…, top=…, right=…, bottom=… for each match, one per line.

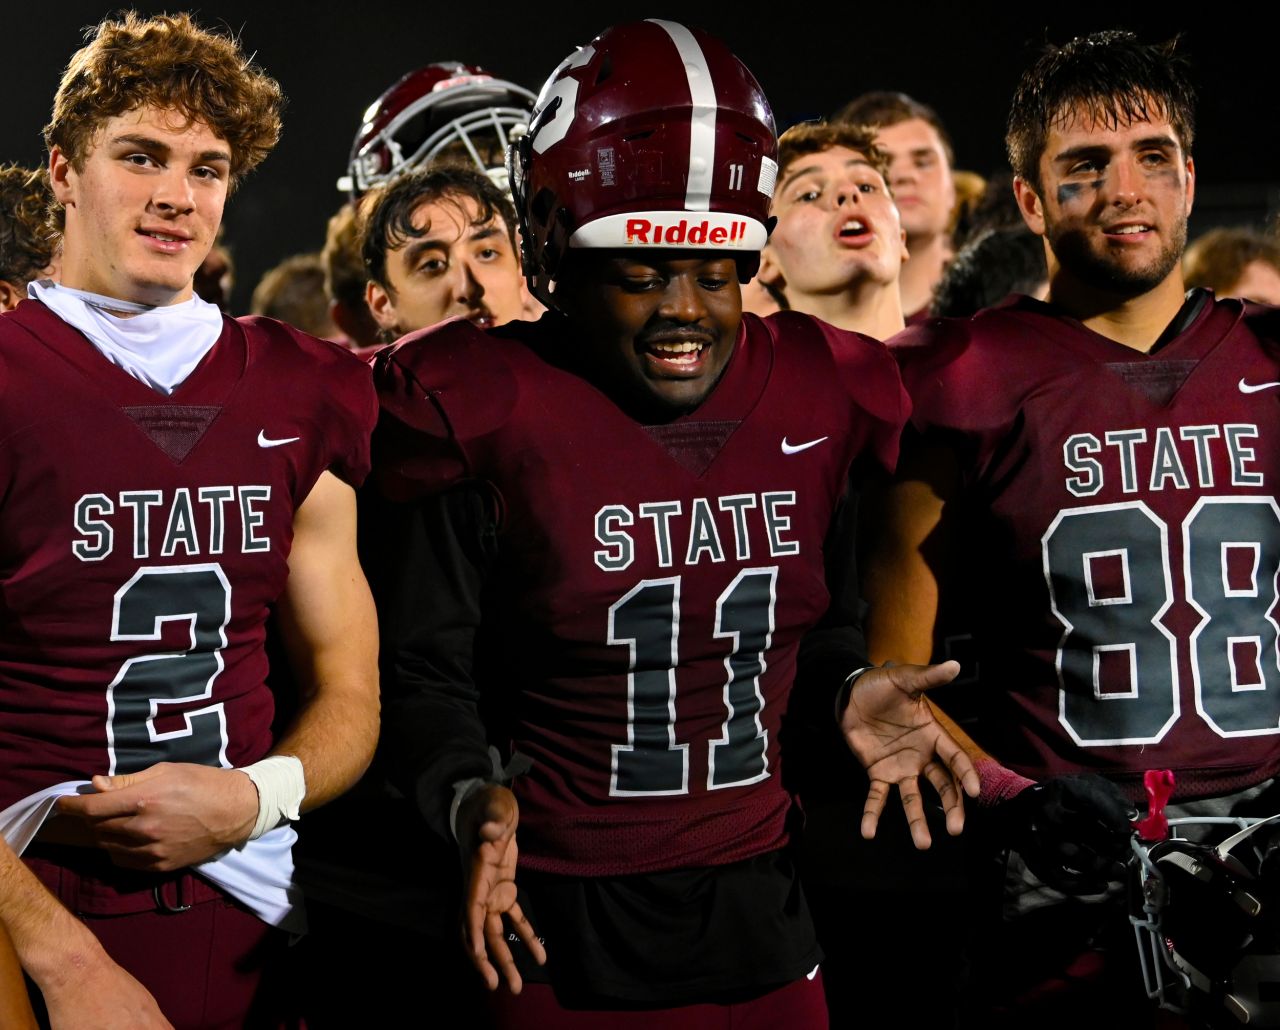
left=466, top=310, right=495, bottom=329
left=641, top=335, right=713, bottom=375
left=836, top=217, right=874, bottom=246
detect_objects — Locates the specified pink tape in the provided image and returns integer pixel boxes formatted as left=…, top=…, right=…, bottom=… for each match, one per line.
left=975, top=759, right=1035, bottom=807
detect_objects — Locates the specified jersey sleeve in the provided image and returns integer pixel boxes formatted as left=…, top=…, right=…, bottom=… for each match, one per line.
left=371, top=319, right=519, bottom=502
left=238, top=315, right=377, bottom=490
left=888, top=316, right=998, bottom=477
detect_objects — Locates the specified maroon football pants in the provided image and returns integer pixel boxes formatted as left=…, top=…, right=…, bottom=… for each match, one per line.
left=489, top=970, right=828, bottom=1029
left=27, top=852, right=293, bottom=1030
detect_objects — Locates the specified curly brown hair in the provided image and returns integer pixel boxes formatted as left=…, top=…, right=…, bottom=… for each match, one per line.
left=45, top=12, right=283, bottom=188
left=0, top=164, right=56, bottom=287
left=776, top=122, right=892, bottom=193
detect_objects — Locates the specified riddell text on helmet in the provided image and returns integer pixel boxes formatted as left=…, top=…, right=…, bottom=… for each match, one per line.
left=625, top=217, right=751, bottom=246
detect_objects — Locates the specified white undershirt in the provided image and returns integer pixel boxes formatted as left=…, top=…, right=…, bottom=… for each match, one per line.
left=29, top=280, right=224, bottom=395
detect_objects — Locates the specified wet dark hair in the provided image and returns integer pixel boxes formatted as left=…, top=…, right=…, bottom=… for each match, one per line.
left=1006, top=31, right=1195, bottom=189
left=931, top=226, right=1047, bottom=318
left=359, top=164, right=517, bottom=291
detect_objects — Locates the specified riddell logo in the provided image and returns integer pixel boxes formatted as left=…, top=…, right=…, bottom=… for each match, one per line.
left=625, top=218, right=750, bottom=246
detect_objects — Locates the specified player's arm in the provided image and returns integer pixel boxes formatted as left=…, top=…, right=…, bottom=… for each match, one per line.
left=0, top=836, right=170, bottom=1028
left=267, top=470, right=380, bottom=807
left=796, top=463, right=977, bottom=849
left=55, top=471, right=380, bottom=869
left=863, top=434, right=1132, bottom=879
left=378, top=483, right=544, bottom=992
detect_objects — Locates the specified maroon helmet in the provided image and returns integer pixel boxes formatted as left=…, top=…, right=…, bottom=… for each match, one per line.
left=509, top=20, right=778, bottom=306
left=340, top=62, right=536, bottom=197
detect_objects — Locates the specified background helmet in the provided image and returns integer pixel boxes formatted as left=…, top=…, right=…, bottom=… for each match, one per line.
left=340, top=63, right=536, bottom=197
left=509, top=20, right=778, bottom=306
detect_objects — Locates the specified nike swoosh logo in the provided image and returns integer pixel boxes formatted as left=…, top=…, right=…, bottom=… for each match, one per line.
left=257, top=430, right=300, bottom=448
left=1240, top=378, right=1280, bottom=394
left=781, top=436, right=829, bottom=455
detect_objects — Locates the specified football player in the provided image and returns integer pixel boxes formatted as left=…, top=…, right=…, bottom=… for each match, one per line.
left=757, top=121, right=908, bottom=340
left=0, top=164, right=57, bottom=310
left=373, top=20, right=975, bottom=1027
left=835, top=92, right=957, bottom=323
left=865, top=30, right=1280, bottom=1023
left=0, top=13, right=378, bottom=1028
left=360, top=165, right=525, bottom=340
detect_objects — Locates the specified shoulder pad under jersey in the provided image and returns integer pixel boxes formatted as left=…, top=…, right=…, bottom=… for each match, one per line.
left=373, top=317, right=520, bottom=442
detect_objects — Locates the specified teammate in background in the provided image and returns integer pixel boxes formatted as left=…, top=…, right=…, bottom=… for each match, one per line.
left=0, top=14, right=379, bottom=1027
left=0, top=164, right=57, bottom=309
left=360, top=165, right=525, bottom=341
left=756, top=122, right=907, bottom=339
left=374, top=20, right=975, bottom=1027
left=339, top=62, right=535, bottom=199
left=930, top=226, right=1048, bottom=317
left=322, top=203, right=382, bottom=349
left=836, top=91, right=956, bottom=322
left=866, top=31, right=1280, bottom=1024
left=291, top=159, right=528, bottom=1030
left=1184, top=225, right=1280, bottom=304
left=251, top=251, right=342, bottom=339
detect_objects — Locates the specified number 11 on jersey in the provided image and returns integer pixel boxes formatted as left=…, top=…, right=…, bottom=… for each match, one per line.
left=608, top=567, right=777, bottom=796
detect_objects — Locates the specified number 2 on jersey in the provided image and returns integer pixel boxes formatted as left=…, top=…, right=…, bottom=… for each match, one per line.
left=1044, top=498, right=1280, bottom=745
left=106, top=564, right=232, bottom=774
left=608, top=568, right=777, bottom=796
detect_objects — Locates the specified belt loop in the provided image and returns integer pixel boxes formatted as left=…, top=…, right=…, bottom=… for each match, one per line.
left=153, top=873, right=193, bottom=913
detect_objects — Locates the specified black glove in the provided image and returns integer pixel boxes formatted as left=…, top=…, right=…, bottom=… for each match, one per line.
left=1000, top=773, right=1136, bottom=894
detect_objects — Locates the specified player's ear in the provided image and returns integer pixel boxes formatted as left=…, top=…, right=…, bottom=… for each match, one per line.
left=1013, top=175, right=1046, bottom=237
left=0, top=280, right=23, bottom=312
left=1184, top=155, right=1195, bottom=216
left=365, top=280, right=398, bottom=333
left=48, top=146, right=76, bottom=207
left=756, top=246, right=783, bottom=290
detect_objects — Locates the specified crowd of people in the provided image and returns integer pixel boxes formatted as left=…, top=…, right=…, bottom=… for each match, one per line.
left=0, top=11, right=1278, bottom=1030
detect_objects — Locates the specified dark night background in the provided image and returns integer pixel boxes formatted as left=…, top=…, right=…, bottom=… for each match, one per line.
left=4, top=1, right=1275, bottom=313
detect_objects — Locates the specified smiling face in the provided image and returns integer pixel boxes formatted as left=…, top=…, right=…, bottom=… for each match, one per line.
left=1016, top=103, right=1194, bottom=297
left=366, top=192, right=524, bottom=338
left=767, top=146, right=907, bottom=298
left=553, top=251, right=742, bottom=422
left=51, top=105, right=231, bottom=306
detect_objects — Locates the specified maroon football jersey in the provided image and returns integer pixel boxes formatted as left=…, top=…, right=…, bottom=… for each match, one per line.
left=376, top=311, right=907, bottom=876
left=0, top=301, right=376, bottom=810
left=894, top=295, right=1280, bottom=800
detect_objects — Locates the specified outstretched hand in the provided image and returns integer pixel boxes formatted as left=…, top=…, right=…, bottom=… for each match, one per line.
left=455, top=785, right=546, bottom=993
left=839, top=660, right=979, bottom=848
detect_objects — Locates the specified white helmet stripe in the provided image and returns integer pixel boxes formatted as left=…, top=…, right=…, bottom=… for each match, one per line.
left=648, top=19, right=717, bottom=212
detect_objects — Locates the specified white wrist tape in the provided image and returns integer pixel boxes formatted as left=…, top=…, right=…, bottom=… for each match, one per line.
left=240, top=755, right=306, bottom=840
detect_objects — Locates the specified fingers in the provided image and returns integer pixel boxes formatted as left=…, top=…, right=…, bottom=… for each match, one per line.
left=885, top=659, right=961, bottom=695
left=923, top=761, right=965, bottom=836
left=930, top=730, right=981, bottom=799
left=861, top=780, right=889, bottom=840
left=57, top=790, right=141, bottom=820
left=507, top=900, right=546, bottom=967
left=898, top=778, right=934, bottom=850
left=483, top=911, right=523, bottom=994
